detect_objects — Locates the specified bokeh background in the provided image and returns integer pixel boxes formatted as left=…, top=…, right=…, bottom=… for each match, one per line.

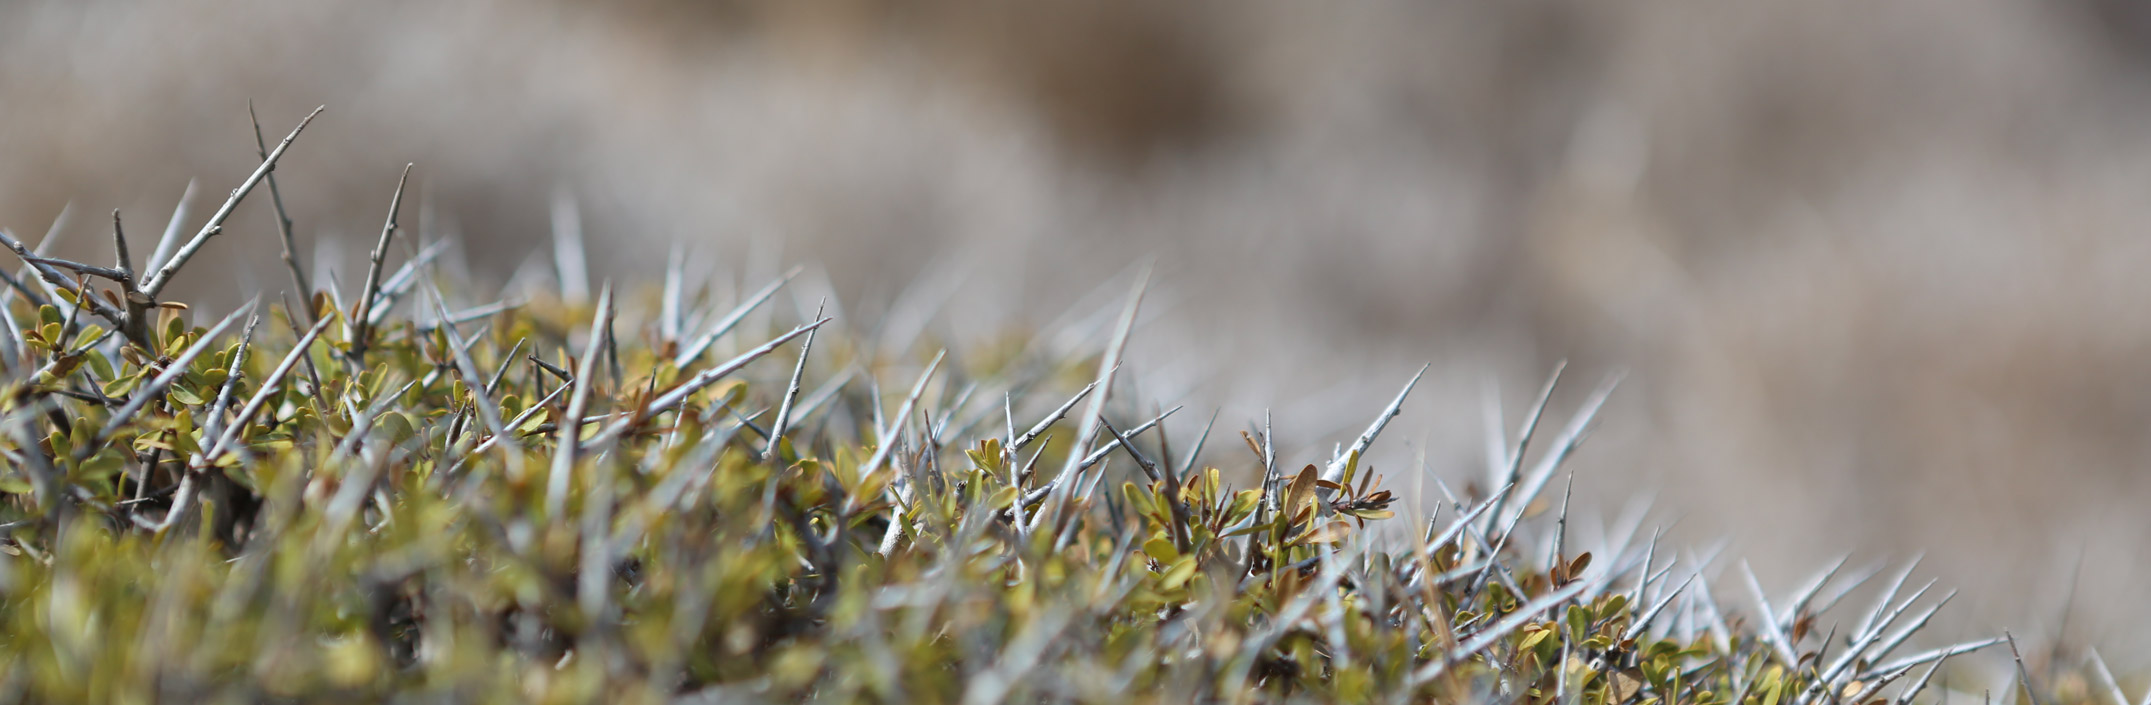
left=7, top=0, right=2151, bottom=658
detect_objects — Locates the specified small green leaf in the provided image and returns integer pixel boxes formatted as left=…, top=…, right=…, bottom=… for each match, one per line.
left=1142, top=536, right=1179, bottom=563
left=169, top=386, right=206, bottom=406
left=1159, top=556, right=1198, bottom=590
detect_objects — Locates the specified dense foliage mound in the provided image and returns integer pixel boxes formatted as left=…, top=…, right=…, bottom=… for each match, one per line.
left=0, top=110, right=2122, bottom=704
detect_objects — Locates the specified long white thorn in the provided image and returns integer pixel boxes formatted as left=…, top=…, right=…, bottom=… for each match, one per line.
left=546, top=284, right=612, bottom=518
left=1321, top=363, right=1428, bottom=486
left=1033, top=264, right=1148, bottom=532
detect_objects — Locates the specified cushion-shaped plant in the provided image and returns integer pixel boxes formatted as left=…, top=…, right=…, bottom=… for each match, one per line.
left=0, top=109, right=2062, bottom=705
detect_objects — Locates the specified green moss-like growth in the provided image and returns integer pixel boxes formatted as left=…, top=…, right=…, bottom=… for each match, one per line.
left=0, top=115, right=2099, bottom=704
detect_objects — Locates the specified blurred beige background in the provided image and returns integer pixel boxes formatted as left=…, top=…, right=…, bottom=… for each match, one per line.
left=7, top=0, right=2151, bottom=657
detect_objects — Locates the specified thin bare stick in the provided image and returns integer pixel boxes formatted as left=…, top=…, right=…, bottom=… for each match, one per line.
left=1099, top=417, right=1162, bottom=483
left=1857, top=557, right=1927, bottom=645
left=1740, top=561, right=1800, bottom=666
left=6, top=206, right=76, bottom=311
left=142, top=107, right=323, bottom=298
left=549, top=189, right=590, bottom=304
left=445, top=384, right=572, bottom=490
left=2089, top=649, right=2132, bottom=705
left=763, top=300, right=825, bottom=460
left=642, top=318, right=832, bottom=418
left=275, top=292, right=330, bottom=410
left=1482, top=362, right=1565, bottom=536
left=1074, top=406, right=1180, bottom=475
left=2008, top=633, right=2046, bottom=705
left=412, top=299, right=522, bottom=333
left=1411, top=578, right=1592, bottom=685
left=855, top=351, right=947, bottom=499
left=250, top=102, right=312, bottom=314
left=485, top=337, right=527, bottom=396
left=661, top=241, right=685, bottom=343
left=93, top=301, right=256, bottom=448
left=199, top=313, right=261, bottom=443
left=0, top=296, right=22, bottom=368
left=672, top=266, right=804, bottom=367
left=1032, top=264, right=1149, bottom=533
left=1016, top=406, right=1183, bottom=509
left=22, top=253, right=125, bottom=284
left=546, top=284, right=613, bottom=518
left=1777, top=554, right=1852, bottom=629
left=146, top=181, right=197, bottom=280
left=0, top=262, right=50, bottom=312
left=1810, top=560, right=1887, bottom=618
left=1177, top=407, right=1218, bottom=478
left=1894, top=645, right=1964, bottom=705
left=1321, top=363, right=1428, bottom=486
left=1621, top=573, right=1697, bottom=641
left=866, top=354, right=949, bottom=555
left=782, top=366, right=854, bottom=437
left=346, top=163, right=412, bottom=367
left=1863, top=590, right=1956, bottom=669
left=429, top=284, right=523, bottom=478
left=365, top=238, right=452, bottom=326
left=1497, top=372, right=1623, bottom=534
left=199, top=314, right=336, bottom=465
left=1862, top=637, right=2004, bottom=680
left=0, top=229, right=128, bottom=331
left=108, top=210, right=156, bottom=346
left=1011, top=380, right=1097, bottom=453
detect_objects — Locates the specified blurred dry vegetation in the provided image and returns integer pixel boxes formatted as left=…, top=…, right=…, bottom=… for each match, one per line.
left=7, top=0, right=2151, bottom=654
